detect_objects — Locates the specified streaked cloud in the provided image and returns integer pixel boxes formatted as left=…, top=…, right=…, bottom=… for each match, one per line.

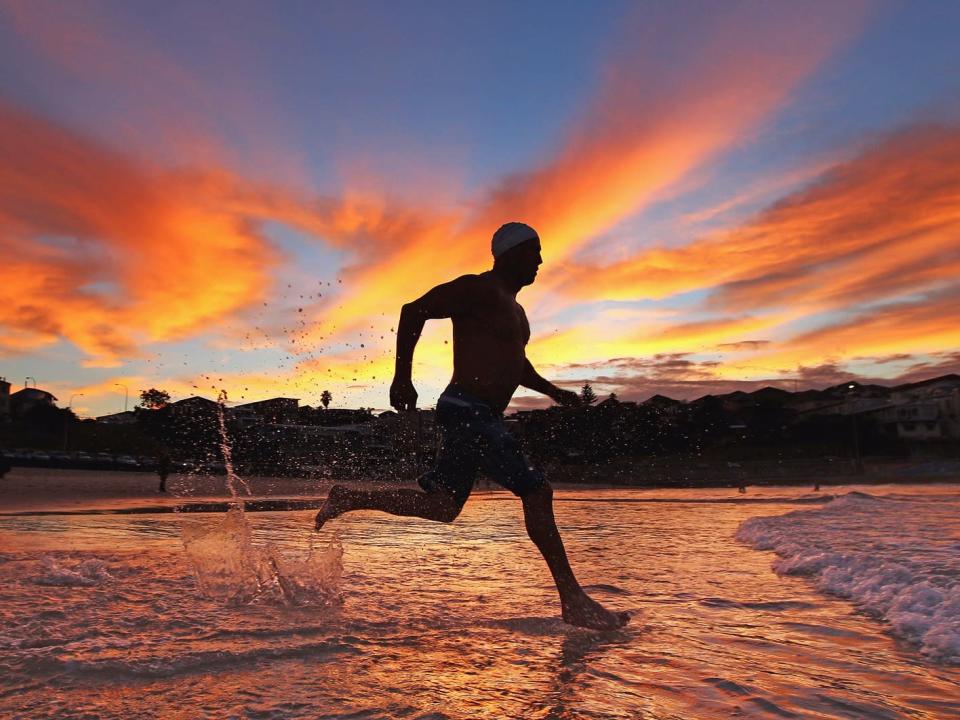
left=13, top=0, right=960, bottom=415
left=716, top=340, right=771, bottom=351
left=0, top=102, right=284, bottom=361
left=310, top=1, right=867, bottom=342
left=560, top=124, right=960, bottom=311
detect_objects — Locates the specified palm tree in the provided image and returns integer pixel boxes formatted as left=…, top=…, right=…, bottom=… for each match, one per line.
left=320, top=390, right=332, bottom=409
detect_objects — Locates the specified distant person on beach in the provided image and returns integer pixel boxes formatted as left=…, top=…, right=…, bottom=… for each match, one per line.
left=157, top=453, right=171, bottom=493
left=315, top=222, right=629, bottom=630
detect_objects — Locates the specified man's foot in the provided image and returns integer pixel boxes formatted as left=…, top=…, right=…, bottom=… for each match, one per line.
left=314, top=485, right=352, bottom=531
left=561, top=592, right=630, bottom=630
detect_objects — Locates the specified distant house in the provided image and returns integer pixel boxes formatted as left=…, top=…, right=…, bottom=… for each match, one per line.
left=793, top=375, right=960, bottom=441
left=750, top=386, right=793, bottom=404
left=0, top=377, right=10, bottom=417
left=792, top=398, right=846, bottom=417
left=9, top=387, right=58, bottom=417
left=643, top=394, right=684, bottom=418
left=309, top=408, right=375, bottom=427
left=842, top=397, right=892, bottom=416
left=226, top=406, right=262, bottom=428
left=939, top=389, right=960, bottom=440
left=870, top=387, right=960, bottom=441
left=96, top=410, right=137, bottom=425
left=890, top=374, right=960, bottom=404
left=235, top=397, right=300, bottom=425
left=168, top=396, right=220, bottom=419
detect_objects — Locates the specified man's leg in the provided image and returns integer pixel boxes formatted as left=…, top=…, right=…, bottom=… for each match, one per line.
left=521, top=483, right=629, bottom=630
left=316, top=402, right=478, bottom=531
left=315, top=486, right=461, bottom=530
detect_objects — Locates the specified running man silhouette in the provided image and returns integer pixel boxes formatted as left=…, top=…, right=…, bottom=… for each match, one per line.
left=315, top=222, right=629, bottom=630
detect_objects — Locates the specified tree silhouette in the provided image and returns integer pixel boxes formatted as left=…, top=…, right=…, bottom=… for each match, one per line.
left=139, top=388, right=171, bottom=409
left=580, top=383, right=597, bottom=405
left=320, top=390, right=332, bottom=409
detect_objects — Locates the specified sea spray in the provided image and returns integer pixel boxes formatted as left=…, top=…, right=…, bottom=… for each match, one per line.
left=32, top=556, right=113, bottom=587
left=216, top=390, right=251, bottom=498
left=181, top=391, right=342, bottom=606
left=182, top=507, right=342, bottom=606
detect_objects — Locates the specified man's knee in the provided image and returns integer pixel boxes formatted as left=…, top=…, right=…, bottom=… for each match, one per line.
left=522, top=480, right=553, bottom=506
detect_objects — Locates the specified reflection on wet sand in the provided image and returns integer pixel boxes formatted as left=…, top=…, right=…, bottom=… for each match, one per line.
left=1, top=485, right=958, bottom=718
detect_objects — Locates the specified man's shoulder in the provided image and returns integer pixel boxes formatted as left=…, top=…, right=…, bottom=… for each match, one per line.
left=453, top=271, right=493, bottom=282
left=439, top=273, right=501, bottom=315
left=449, top=272, right=495, bottom=293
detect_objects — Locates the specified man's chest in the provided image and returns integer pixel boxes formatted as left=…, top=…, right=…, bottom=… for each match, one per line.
left=463, top=296, right=530, bottom=344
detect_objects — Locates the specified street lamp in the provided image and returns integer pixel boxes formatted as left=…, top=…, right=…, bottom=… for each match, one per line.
left=64, top=393, right=84, bottom=451
left=25, top=376, right=36, bottom=388
left=845, top=383, right=862, bottom=474
left=115, top=383, right=128, bottom=412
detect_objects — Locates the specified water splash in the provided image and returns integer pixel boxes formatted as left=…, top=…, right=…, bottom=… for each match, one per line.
left=182, top=507, right=342, bottom=606
left=181, top=391, right=342, bottom=606
left=32, top=556, right=113, bottom=587
left=216, top=390, right=251, bottom=498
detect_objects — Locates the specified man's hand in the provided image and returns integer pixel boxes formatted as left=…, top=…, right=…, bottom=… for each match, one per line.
left=390, top=376, right=418, bottom=412
left=552, top=388, right=581, bottom=407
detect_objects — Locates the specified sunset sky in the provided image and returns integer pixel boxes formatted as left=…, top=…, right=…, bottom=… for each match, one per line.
left=2, top=0, right=959, bottom=418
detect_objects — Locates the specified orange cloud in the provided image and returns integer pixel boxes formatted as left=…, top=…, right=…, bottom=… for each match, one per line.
left=307, top=2, right=866, bottom=345
left=0, top=97, right=464, bottom=366
left=528, top=314, right=788, bottom=370
left=1, top=0, right=304, bottom=182
left=560, top=124, right=960, bottom=313
left=0, top=2, right=872, bottom=409
left=774, top=286, right=960, bottom=363
left=546, top=122, right=960, bottom=378
left=0, top=102, right=284, bottom=360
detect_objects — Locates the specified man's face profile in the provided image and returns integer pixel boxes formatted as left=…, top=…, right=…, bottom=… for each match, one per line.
left=501, top=238, right=542, bottom=287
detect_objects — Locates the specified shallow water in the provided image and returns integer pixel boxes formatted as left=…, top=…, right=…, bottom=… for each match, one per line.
left=1, top=481, right=959, bottom=719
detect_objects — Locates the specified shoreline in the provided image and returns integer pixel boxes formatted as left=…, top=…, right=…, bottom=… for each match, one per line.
left=2, top=465, right=958, bottom=514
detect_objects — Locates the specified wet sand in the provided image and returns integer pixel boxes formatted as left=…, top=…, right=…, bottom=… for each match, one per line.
left=2, top=481, right=958, bottom=718
left=0, top=467, right=336, bottom=512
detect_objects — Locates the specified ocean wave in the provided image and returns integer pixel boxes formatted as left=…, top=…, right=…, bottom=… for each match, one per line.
left=737, top=492, right=960, bottom=663
left=556, top=494, right=836, bottom=505
left=16, top=639, right=358, bottom=680
left=31, top=556, right=113, bottom=587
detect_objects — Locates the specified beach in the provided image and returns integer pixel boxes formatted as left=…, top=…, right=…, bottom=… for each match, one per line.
left=1, top=470, right=958, bottom=718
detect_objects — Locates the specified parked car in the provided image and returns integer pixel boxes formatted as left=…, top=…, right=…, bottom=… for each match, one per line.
left=116, top=455, right=139, bottom=468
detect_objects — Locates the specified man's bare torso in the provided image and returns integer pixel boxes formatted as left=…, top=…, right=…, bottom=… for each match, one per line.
left=449, top=271, right=529, bottom=413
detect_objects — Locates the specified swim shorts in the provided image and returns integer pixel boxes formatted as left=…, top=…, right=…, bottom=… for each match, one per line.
left=417, top=385, right=546, bottom=507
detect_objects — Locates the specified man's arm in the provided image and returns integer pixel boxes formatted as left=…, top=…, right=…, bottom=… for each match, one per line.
left=390, top=275, right=478, bottom=411
left=520, top=358, right=579, bottom=406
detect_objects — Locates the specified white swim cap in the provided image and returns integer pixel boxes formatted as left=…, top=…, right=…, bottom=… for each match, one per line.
left=491, top=222, right=539, bottom=259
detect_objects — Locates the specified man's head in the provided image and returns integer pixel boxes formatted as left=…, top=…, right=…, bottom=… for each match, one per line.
left=491, top=222, right=542, bottom=287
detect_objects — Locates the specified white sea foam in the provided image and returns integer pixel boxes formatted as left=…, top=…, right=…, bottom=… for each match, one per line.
left=738, top=491, right=960, bottom=663
left=181, top=506, right=342, bottom=606
left=32, top=556, right=113, bottom=587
